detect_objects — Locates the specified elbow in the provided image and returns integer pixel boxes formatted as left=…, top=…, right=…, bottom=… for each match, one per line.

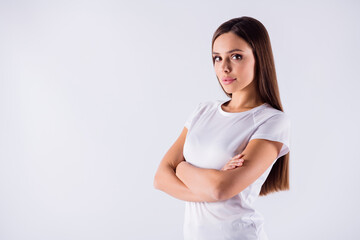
left=153, top=174, right=161, bottom=190
left=153, top=178, right=159, bottom=190
left=211, top=182, right=226, bottom=201
left=212, top=182, right=235, bottom=201
left=212, top=188, right=225, bottom=201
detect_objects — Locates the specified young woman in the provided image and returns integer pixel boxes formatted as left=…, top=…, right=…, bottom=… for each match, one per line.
left=154, top=16, right=291, bottom=240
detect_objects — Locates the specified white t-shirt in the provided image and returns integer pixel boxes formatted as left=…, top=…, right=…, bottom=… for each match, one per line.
left=182, top=99, right=291, bottom=240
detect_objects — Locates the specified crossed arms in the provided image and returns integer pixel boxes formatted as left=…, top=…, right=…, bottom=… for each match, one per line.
left=153, top=127, right=283, bottom=202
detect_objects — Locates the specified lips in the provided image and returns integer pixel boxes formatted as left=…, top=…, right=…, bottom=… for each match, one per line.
left=221, top=77, right=236, bottom=84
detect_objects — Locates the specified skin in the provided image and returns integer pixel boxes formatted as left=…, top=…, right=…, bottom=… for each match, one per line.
left=153, top=31, right=283, bottom=202
left=212, top=31, right=265, bottom=110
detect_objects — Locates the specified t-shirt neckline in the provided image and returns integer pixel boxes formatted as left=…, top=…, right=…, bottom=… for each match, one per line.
left=217, top=100, right=268, bottom=116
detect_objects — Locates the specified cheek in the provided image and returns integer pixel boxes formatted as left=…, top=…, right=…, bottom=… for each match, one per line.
left=239, top=62, right=255, bottom=78
left=214, top=66, right=222, bottom=76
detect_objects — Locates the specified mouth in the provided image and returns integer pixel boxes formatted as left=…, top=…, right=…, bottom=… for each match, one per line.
left=221, top=77, right=236, bottom=85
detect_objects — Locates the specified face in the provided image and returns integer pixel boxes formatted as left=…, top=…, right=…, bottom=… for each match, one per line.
left=212, top=32, right=256, bottom=95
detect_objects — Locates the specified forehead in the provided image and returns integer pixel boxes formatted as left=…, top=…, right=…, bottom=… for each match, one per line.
left=213, top=32, right=252, bottom=53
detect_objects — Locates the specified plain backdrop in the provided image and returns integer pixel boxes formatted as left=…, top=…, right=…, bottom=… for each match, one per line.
left=1, top=0, right=359, bottom=239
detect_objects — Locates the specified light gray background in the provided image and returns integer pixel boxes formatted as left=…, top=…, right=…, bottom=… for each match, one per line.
left=1, top=0, right=359, bottom=239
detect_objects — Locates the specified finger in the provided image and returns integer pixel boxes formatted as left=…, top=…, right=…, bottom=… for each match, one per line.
left=223, top=166, right=235, bottom=171
left=231, top=160, right=244, bottom=166
left=232, top=154, right=244, bottom=159
left=223, top=158, right=244, bottom=171
left=221, top=166, right=230, bottom=171
left=226, top=161, right=243, bottom=168
left=225, top=164, right=241, bottom=170
left=232, top=162, right=243, bottom=167
left=231, top=158, right=244, bottom=164
left=221, top=167, right=231, bottom=171
left=226, top=164, right=240, bottom=171
left=228, top=162, right=241, bottom=167
left=229, top=157, right=244, bottom=165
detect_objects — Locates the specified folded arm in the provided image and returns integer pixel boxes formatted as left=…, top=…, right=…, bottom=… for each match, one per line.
left=175, top=161, right=220, bottom=200
left=153, top=127, right=219, bottom=202
left=176, top=138, right=283, bottom=201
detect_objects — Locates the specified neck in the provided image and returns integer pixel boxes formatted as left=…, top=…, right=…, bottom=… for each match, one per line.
left=227, top=83, right=264, bottom=109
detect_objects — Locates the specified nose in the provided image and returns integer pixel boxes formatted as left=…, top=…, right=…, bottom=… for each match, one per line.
left=221, top=59, right=231, bottom=73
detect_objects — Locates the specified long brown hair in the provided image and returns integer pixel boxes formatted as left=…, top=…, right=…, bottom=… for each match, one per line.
left=211, top=16, right=290, bottom=196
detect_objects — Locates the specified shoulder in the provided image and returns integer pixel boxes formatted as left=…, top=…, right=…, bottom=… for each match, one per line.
left=194, top=99, right=220, bottom=112
left=253, top=103, right=291, bottom=126
left=200, top=99, right=220, bottom=107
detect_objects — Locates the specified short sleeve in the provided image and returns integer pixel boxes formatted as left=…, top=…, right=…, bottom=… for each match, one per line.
left=184, top=102, right=202, bottom=129
left=249, top=113, right=291, bottom=159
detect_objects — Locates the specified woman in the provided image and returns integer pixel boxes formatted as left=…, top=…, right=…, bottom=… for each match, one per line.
left=154, top=16, right=291, bottom=240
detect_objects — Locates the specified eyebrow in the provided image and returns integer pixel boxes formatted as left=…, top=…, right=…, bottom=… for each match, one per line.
left=212, top=48, right=244, bottom=54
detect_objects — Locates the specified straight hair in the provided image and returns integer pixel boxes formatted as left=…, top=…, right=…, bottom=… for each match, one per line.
left=211, top=16, right=290, bottom=196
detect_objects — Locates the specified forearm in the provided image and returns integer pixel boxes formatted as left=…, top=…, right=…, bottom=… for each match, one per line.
left=154, top=163, right=218, bottom=202
left=175, top=161, right=222, bottom=200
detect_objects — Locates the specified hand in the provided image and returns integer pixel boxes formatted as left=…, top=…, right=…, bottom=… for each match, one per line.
left=220, top=153, right=245, bottom=171
left=175, top=160, right=186, bottom=173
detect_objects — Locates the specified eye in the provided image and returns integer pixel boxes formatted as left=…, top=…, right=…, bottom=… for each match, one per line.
left=213, top=56, right=221, bottom=62
left=232, top=54, right=242, bottom=60
left=213, top=54, right=242, bottom=62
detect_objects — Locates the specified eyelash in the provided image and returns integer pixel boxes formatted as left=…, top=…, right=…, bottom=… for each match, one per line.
left=213, top=54, right=243, bottom=62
